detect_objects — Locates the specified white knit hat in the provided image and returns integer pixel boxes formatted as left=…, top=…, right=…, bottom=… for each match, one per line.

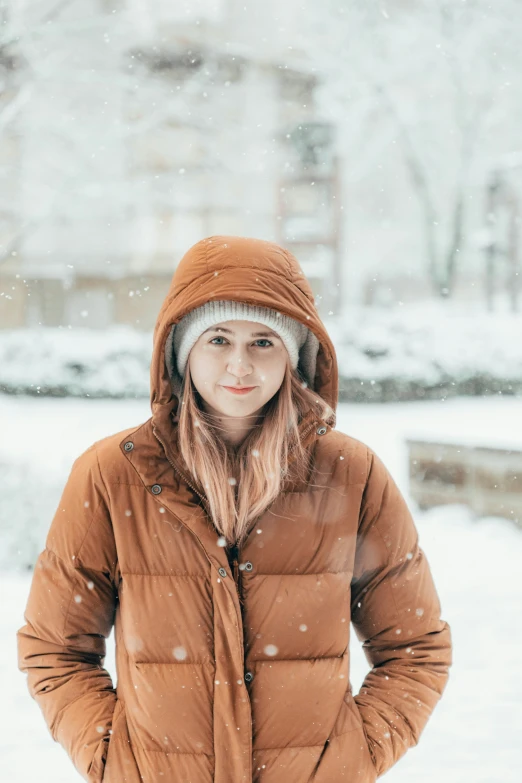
left=174, top=301, right=308, bottom=377
left=164, top=300, right=320, bottom=398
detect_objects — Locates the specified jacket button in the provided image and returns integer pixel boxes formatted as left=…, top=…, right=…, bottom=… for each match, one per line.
left=243, top=561, right=253, bottom=572
left=151, top=484, right=162, bottom=495
left=316, top=426, right=327, bottom=435
left=218, top=567, right=227, bottom=578
left=123, top=441, right=134, bottom=451
left=244, top=671, right=254, bottom=683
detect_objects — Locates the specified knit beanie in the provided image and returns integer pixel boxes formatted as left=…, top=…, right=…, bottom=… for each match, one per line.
left=165, top=300, right=319, bottom=398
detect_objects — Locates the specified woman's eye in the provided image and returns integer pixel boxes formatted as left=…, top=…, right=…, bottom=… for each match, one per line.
left=209, top=337, right=273, bottom=348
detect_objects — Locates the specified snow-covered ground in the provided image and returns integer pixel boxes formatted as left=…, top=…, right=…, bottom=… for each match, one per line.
left=1, top=395, right=521, bottom=781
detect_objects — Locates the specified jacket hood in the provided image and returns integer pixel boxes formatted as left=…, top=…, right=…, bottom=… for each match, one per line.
left=150, top=235, right=339, bottom=428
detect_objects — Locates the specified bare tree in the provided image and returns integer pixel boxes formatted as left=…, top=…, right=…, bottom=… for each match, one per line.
left=297, top=0, right=522, bottom=297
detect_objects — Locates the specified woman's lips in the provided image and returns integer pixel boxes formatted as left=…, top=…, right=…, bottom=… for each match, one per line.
left=222, top=386, right=256, bottom=395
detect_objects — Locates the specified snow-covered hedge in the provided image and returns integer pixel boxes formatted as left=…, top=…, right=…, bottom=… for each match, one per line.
left=0, top=325, right=153, bottom=399
left=0, top=303, right=521, bottom=401
left=332, top=303, right=522, bottom=401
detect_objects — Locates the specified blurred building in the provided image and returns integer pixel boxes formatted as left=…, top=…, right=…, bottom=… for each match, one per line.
left=0, top=0, right=342, bottom=331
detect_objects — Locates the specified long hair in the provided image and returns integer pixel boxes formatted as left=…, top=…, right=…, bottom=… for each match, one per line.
left=176, top=359, right=335, bottom=545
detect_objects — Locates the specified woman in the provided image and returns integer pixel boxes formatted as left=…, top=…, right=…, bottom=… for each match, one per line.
left=17, top=235, right=452, bottom=783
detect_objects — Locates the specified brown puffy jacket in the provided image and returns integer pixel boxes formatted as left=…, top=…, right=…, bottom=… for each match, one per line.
left=17, top=235, right=452, bottom=783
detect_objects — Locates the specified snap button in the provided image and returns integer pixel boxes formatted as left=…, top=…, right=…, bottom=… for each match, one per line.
left=123, top=441, right=134, bottom=452
left=218, top=567, right=227, bottom=578
left=244, top=671, right=254, bottom=683
left=316, top=426, right=327, bottom=435
left=243, top=561, right=253, bottom=572
left=151, top=484, right=162, bottom=495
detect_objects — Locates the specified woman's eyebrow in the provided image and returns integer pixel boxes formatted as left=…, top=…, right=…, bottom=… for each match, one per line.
left=202, top=326, right=281, bottom=339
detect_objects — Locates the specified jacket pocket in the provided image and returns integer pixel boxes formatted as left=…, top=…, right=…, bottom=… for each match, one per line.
left=309, top=729, right=377, bottom=783
left=347, top=693, right=379, bottom=775
left=308, top=693, right=378, bottom=783
left=101, top=699, right=141, bottom=783
left=86, top=701, right=124, bottom=783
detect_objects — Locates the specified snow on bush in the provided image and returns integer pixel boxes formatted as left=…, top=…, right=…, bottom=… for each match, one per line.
left=0, top=325, right=152, bottom=399
left=0, top=302, right=521, bottom=401
left=331, top=302, right=522, bottom=400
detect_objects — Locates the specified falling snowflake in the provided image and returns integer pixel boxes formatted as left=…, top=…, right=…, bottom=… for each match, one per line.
left=264, top=644, right=278, bottom=656
left=127, top=635, right=143, bottom=653
left=173, top=646, right=187, bottom=661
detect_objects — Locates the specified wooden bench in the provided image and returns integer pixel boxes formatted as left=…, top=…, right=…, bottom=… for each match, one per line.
left=406, top=439, right=522, bottom=529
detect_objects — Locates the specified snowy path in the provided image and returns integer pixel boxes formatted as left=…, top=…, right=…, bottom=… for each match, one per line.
left=1, top=395, right=521, bottom=781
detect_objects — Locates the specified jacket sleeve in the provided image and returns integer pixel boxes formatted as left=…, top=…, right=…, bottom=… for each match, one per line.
left=17, top=443, right=118, bottom=783
left=350, top=447, right=453, bottom=778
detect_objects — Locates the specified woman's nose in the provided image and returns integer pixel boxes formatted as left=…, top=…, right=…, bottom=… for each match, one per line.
left=226, top=352, right=253, bottom=378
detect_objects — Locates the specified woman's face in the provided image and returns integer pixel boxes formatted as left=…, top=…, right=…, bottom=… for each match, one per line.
left=188, top=320, right=288, bottom=420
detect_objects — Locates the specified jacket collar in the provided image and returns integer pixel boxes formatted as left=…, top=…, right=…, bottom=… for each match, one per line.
left=119, top=412, right=330, bottom=577
left=151, top=403, right=330, bottom=505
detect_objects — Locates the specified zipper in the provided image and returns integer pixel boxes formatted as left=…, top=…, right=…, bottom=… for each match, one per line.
left=229, top=543, right=239, bottom=582
left=227, top=543, right=245, bottom=604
